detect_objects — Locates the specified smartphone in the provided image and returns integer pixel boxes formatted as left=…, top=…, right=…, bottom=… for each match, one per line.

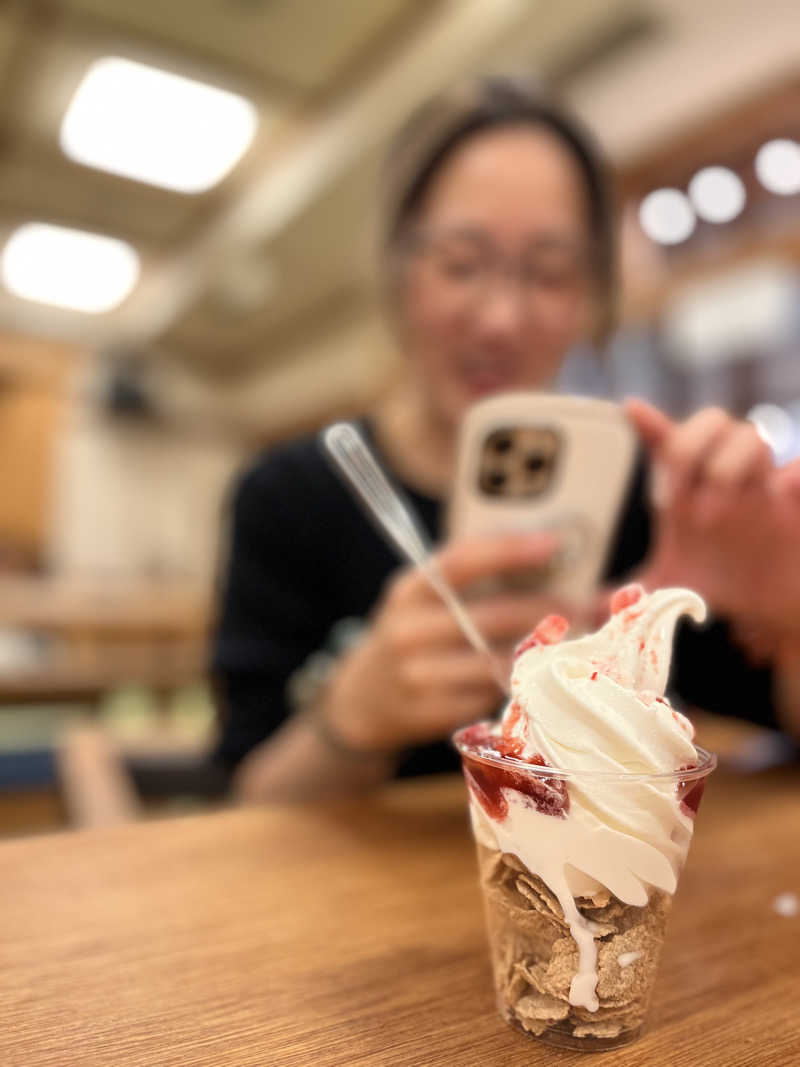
left=448, top=392, right=637, bottom=607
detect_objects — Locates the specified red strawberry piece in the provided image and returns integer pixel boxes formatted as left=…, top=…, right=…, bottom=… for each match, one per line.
left=503, top=700, right=523, bottom=733
left=463, top=745, right=569, bottom=821
left=459, top=723, right=493, bottom=749
left=534, top=614, right=570, bottom=644
left=677, top=764, right=706, bottom=818
left=498, top=701, right=525, bottom=757
left=611, top=583, right=644, bottom=614
left=514, top=614, right=569, bottom=658
left=492, top=735, right=525, bottom=758
left=514, top=633, right=539, bottom=657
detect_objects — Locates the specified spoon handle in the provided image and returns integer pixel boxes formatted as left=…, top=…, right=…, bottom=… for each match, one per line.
left=323, top=422, right=508, bottom=694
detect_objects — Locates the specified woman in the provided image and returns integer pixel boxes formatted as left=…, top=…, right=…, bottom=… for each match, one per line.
left=212, top=76, right=792, bottom=803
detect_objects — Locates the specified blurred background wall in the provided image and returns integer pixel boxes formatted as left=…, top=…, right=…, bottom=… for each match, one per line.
left=0, top=0, right=797, bottom=830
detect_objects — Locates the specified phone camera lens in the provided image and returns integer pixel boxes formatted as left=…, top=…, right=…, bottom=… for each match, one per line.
left=525, top=453, right=546, bottom=474
left=489, top=433, right=512, bottom=454
left=482, top=470, right=507, bottom=494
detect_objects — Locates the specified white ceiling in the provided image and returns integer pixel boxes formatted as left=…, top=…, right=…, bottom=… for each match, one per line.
left=62, top=0, right=420, bottom=92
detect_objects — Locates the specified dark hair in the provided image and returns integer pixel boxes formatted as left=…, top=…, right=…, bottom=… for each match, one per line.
left=379, top=74, right=617, bottom=343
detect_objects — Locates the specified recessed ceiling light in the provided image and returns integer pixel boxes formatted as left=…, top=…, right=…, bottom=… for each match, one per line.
left=60, top=57, right=258, bottom=194
left=688, top=166, right=746, bottom=223
left=754, top=139, right=800, bottom=196
left=638, top=188, right=696, bottom=245
left=1, top=223, right=140, bottom=313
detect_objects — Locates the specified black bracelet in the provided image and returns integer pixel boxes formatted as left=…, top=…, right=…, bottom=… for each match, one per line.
left=302, top=702, right=396, bottom=761
left=287, top=632, right=396, bottom=761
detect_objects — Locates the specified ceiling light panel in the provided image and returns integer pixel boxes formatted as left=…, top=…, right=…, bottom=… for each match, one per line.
left=60, top=57, right=258, bottom=194
left=2, top=223, right=140, bottom=313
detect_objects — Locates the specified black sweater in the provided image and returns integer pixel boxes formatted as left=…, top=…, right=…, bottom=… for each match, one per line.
left=211, top=424, right=775, bottom=775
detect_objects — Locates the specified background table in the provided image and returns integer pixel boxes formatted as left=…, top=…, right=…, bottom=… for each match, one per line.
left=0, top=577, right=208, bottom=707
left=1, top=766, right=799, bottom=1066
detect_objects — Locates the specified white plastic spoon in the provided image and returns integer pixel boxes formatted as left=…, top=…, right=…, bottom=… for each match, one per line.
left=323, top=422, right=509, bottom=695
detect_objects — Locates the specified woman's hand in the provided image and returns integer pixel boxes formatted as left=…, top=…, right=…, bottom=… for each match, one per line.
left=321, top=531, right=564, bottom=752
left=625, top=398, right=800, bottom=632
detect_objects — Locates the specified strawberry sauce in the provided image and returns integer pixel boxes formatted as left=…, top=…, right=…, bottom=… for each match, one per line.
left=459, top=724, right=569, bottom=821
left=611, top=583, right=644, bottom=614
left=678, top=765, right=706, bottom=818
left=514, top=614, right=569, bottom=658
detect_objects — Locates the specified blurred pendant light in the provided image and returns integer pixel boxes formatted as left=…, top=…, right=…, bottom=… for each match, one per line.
left=755, top=139, right=800, bottom=196
left=638, top=188, right=696, bottom=245
left=688, top=166, right=746, bottom=223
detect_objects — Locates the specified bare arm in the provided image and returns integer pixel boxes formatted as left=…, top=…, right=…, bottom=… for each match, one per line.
left=233, top=702, right=395, bottom=804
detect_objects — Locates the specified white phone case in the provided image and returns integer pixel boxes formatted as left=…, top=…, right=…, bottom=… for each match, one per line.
left=448, top=392, right=637, bottom=607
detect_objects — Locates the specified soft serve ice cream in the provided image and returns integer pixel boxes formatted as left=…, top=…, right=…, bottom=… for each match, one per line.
left=459, top=583, right=711, bottom=1027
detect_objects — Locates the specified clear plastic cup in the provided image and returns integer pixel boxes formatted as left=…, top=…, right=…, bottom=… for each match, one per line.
left=453, top=723, right=716, bottom=1052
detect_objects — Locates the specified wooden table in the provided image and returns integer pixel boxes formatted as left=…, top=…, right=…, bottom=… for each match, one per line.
left=2, top=767, right=799, bottom=1066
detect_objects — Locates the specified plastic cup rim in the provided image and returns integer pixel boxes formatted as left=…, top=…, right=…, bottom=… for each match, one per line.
left=452, top=721, right=717, bottom=783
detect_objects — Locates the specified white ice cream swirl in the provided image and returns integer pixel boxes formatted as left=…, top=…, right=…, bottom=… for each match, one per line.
left=470, top=585, right=707, bottom=1012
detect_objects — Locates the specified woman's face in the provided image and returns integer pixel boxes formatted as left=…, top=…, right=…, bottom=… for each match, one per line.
left=397, top=125, right=597, bottom=431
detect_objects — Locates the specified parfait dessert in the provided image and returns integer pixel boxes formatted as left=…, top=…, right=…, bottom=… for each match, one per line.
left=453, top=584, right=716, bottom=1050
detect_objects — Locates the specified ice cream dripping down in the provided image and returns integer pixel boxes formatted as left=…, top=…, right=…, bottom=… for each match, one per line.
left=461, top=584, right=707, bottom=1012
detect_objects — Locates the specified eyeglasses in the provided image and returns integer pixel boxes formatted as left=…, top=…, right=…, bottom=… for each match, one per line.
left=401, top=226, right=595, bottom=307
